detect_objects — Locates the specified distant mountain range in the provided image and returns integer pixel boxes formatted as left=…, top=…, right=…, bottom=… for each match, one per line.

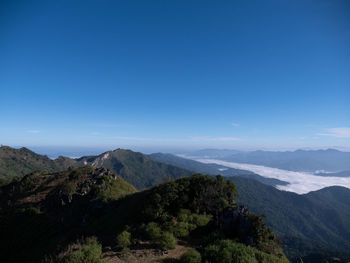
left=150, top=153, right=289, bottom=187
left=0, top=146, right=76, bottom=180
left=1, top=146, right=350, bottom=262
left=151, top=153, right=350, bottom=262
left=0, top=146, right=191, bottom=189
left=183, top=148, right=350, bottom=172
left=230, top=177, right=350, bottom=260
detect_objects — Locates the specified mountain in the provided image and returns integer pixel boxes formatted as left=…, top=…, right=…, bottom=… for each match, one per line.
left=182, top=148, right=350, bottom=172
left=77, top=149, right=192, bottom=189
left=150, top=153, right=289, bottom=187
left=0, top=168, right=288, bottom=263
left=182, top=148, right=243, bottom=158
left=315, top=170, right=350, bottom=177
left=0, top=146, right=78, bottom=180
left=229, top=177, right=350, bottom=262
left=0, top=146, right=192, bottom=189
left=221, top=149, right=350, bottom=172
left=150, top=153, right=350, bottom=262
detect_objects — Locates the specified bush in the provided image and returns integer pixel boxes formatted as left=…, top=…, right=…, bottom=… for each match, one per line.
left=155, top=231, right=176, bottom=251
left=202, top=239, right=288, bottom=263
left=173, top=221, right=190, bottom=238
left=144, top=222, right=162, bottom=240
left=23, top=206, right=41, bottom=216
left=19, top=176, right=35, bottom=192
left=180, top=249, right=201, bottom=263
left=190, top=213, right=212, bottom=227
left=115, top=231, right=131, bottom=250
left=55, top=236, right=105, bottom=263
left=61, top=182, right=76, bottom=197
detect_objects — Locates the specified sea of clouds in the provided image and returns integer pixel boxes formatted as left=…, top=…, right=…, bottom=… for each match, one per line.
left=192, top=158, right=350, bottom=194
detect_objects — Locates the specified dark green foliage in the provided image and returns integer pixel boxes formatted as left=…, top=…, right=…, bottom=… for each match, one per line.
left=61, top=182, right=77, bottom=197
left=202, top=239, right=289, bottom=263
left=78, top=149, right=192, bottom=189
left=0, top=166, right=136, bottom=263
left=53, top=237, right=105, bottom=263
left=141, top=174, right=237, bottom=224
left=172, top=221, right=190, bottom=238
left=92, top=175, right=136, bottom=201
left=155, top=231, right=176, bottom=250
left=180, top=249, right=201, bottom=263
left=23, top=206, right=41, bottom=215
left=0, top=169, right=289, bottom=262
left=0, top=146, right=193, bottom=190
left=115, top=231, right=131, bottom=250
left=19, top=176, right=35, bottom=192
left=149, top=153, right=350, bottom=262
left=144, top=222, right=162, bottom=240
left=0, top=146, right=79, bottom=180
left=229, top=177, right=350, bottom=261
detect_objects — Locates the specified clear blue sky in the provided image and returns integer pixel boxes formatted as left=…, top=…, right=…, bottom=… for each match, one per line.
left=1, top=0, right=349, bottom=151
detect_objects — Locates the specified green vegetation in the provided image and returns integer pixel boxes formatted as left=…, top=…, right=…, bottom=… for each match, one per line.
left=19, top=176, right=36, bottom=192
left=115, top=230, right=132, bottom=250
left=229, top=176, right=350, bottom=261
left=180, top=249, right=201, bottom=263
left=78, top=149, right=192, bottom=189
left=0, top=170, right=289, bottom=262
left=52, top=237, right=106, bottom=263
left=0, top=146, right=192, bottom=190
left=150, top=153, right=350, bottom=262
left=155, top=231, right=176, bottom=250
left=92, top=175, right=137, bottom=201
left=0, top=146, right=78, bottom=180
left=61, top=182, right=77, bottom=197
left=202, top=239, right=288, bottom=263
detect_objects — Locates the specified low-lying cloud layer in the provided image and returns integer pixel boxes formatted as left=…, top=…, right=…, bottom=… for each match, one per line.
left=193, top=158, right=350, bottom=194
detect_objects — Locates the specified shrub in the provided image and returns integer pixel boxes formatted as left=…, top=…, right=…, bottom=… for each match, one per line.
left=155, top=231, right=176, bottom=251
left=19, top=176, right=35, bottom=192
left=144, top=222, right=162, bottom=240
left=202, top=239, right=288, bottom=263
left=173, top=221, right=190, bottom=238
left=69, top=170, right=83, bottom=180
left=61, top=182, right=76, bottom=197
left=180, top=249, right=201, bottom=263
left=23, top=206, right=41, bottom=216
left=190, top=213, right=212, bottom=227
left=55, top=236, right=105, bottom=263
left=177, top=209, right=191, bottom=222
left=203, top=240, right=257, bottom=263
left=115, top=231, right=131, bottom=250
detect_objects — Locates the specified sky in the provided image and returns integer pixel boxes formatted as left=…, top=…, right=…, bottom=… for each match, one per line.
left=1, top=0, right=350, bottom=152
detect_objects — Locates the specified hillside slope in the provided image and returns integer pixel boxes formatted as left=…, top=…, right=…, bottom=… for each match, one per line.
left=0, top=146, right=77, bottom=180
left=0, top=170, right=288, bottom=263
left=0, top=146, right=192, bottom=189
left=229, top=177, right=350, bottom=261
left=150, top=153, right=350, bottom=262
left=78, top=149, right=192, bottom=189
left=150, top=153, right=288, bottom=187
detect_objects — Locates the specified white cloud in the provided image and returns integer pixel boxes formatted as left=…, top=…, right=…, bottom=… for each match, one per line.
left=231, top=123, right=240, bottom=127
left=318, top=127, right=350, bottom=138
left=192, top=158, right=350, bottom=194
left=27, top=130, right=40, bottom=134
